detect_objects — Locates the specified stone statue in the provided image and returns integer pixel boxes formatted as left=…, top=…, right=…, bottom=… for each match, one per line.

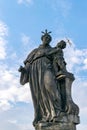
left=18, top=30, right=80, bottom=130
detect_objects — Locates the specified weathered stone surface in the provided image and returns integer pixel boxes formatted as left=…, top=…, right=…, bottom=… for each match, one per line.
left=35, top=122, right=76, bottom=130
left=19, top=30, right=80, bottom=129
left=35, top=114, right=80, bottom=130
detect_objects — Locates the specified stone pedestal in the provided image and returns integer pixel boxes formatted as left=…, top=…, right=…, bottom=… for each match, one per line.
left=35, top=115, right=80, bottom=130
left=35, top=122, right=76, bottom=130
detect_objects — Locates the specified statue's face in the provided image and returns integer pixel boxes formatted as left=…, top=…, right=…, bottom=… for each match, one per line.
left=62, top=43, right=66, bottom=49
left=42, top=35, right=51, bottom=45
left=58, top=42, right=66, bottom=49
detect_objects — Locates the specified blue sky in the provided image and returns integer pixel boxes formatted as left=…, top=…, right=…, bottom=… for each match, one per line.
left=0, top=0, right=87, bottom=130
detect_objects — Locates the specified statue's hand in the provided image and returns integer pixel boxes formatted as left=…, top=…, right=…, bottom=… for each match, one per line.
left=18, top=66, right=25, bottom=72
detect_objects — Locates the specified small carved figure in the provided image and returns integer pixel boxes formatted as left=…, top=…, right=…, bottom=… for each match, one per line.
left=53, top=40, right=67, bottom=79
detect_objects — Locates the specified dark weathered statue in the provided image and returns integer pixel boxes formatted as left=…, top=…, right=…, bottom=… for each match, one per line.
left=18, top=30, right=80, bottom=130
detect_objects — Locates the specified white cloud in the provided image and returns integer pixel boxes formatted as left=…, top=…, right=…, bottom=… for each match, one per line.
left=0, top=66, right=32, bottom=111
left=17, top=0, right=33, bottom=5
left=0, top=21, right=8, bottom=59
left=52, top=37, right=87, bottom=72
left=0, top=100, right=12, bottom=111
left=48, top=0, right=72, bottom=17
left=18, top=124, right=34, bottom=130
left=20, top=33, right=35, bottom=56
left=59, top=0, right=72, bottom=17
left=64, top=42, right=87, bottom=72
left=77, top=124, right=87, bottom=130
left=0, top=21, right=32, bottom=111
left=8, top=120, right=17, bottom=124
left=72, top=77, right=87, bottom=109
left=83, top=58, right=87, bottom=70
left=0, top=21, right=8, bottom=37
left=21, top=34, right=30, bottom=46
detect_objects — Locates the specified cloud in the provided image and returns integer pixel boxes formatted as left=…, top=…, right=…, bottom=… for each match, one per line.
left=83, top=58, right=87, bottom=70
left=72, top=77, right=87, bottom=115
left=20, top=33, right=35, bottom=57
left=21, top=33, right=30, bottom=46
left=17, top=0, right=33, bottom=5
left=8, top=120, right=17, bottom=124
left=0, top=66, right=32, bottom=111
left=0, top=21, right=32, bottom=111
left=64, top=41, right=87, bottom=72
left=0, top=100, right=12, bottom=111
left=0, top=21, right=8, bottom=37
left=77, top=124, right=87, bottom=130
left=59, top=0, right=72, bottom=17
left=52, top=37, right=87, bottom=72
left=0, top=21, right=8, bottom=59
left=48, top=0, right=72, bottom=17
left=18, top=124, right=34, bottom=130
left=0, top=104, right=34, bottom=130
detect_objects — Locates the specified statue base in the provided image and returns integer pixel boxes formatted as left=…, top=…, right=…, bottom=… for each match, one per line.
left=35, top=122, right=76, bottom=130
left=35, top=115, right=80, bottom=130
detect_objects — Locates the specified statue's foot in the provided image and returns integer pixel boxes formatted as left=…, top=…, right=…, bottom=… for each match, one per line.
left=33, top=120, right=38, bottom=126
left=48, top=111, right=61, bottom=122
left=33, top=117, right=40, bottom=126
left=39, top=115, right=51, bottom=123
left=53, top=112, right=68, bottom=123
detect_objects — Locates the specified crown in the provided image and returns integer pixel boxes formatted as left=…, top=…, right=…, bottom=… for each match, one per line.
left=41, top=29, right=52, bottom=41
left=41, top=29, right=52, bottom=35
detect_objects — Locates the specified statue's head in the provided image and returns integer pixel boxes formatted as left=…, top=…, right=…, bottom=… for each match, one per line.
left=41, top=29, right=52, bottom=45
left=57, top=40, right=66, bottom=49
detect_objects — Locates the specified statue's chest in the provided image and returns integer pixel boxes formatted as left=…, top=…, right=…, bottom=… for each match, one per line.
left=35, top=48, right=49, bottom=56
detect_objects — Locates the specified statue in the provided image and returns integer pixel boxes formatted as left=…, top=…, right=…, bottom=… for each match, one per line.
left=18, top=30, right=80, bottom=130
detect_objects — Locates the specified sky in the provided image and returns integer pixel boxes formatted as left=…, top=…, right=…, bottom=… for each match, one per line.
left=0, top=0, right=87, bottom=130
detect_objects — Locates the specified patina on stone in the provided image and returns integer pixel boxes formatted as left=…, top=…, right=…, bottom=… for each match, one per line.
left=18, top=30, right=80, bottom=130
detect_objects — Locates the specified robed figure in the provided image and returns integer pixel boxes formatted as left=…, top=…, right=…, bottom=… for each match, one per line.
left=18, top=30, right=80, bottom=127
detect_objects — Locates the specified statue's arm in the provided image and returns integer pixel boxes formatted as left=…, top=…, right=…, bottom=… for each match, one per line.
left=47, top=48, right=60, bottom=56
left=18, top=48, right=38, bottom=85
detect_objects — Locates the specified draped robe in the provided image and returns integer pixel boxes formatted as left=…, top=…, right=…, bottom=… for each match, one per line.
left=19, top=44, right=61, bottom=125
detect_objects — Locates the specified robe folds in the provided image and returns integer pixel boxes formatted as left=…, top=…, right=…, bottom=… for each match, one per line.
left=20, top=44, right=61, bottom=123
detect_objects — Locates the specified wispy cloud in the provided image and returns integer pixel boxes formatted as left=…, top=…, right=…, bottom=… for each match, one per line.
left=20, top=33, right=35, bottom=57
left=21, top=33, right=30, bottom=46
left=0, top=66, right=32, bottom=111
left=83, top=58, right=87, bottom=70
left=77, top=124, right=87, bottom=130
left=52, top=38, right=87, bottom=73
left=0, top=100, right=12, bottom=111
left=0, top=21, right=8, bottom=37
left=64, top=41, right=87, bottom=72
left=48, top=0, right=72, bottom=18
left=59, top=0, right=72, bottom=17
left=0, top=21, right=32, bottom=111
left=8, top=120, right=17, bottom=124
left=0, top=21, right=8, bottom=59
left=17, top=0, right=33, bottom=5
left=18, top=124, right=34, bottom=130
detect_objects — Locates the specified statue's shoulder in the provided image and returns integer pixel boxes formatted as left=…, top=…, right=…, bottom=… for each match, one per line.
left=24, top=48, right=38, bottom=65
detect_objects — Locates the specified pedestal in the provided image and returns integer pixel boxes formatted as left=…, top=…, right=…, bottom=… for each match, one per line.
left=35, top=115, right=80, bottom=130
left=35, top=122, right=76, bottom=130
